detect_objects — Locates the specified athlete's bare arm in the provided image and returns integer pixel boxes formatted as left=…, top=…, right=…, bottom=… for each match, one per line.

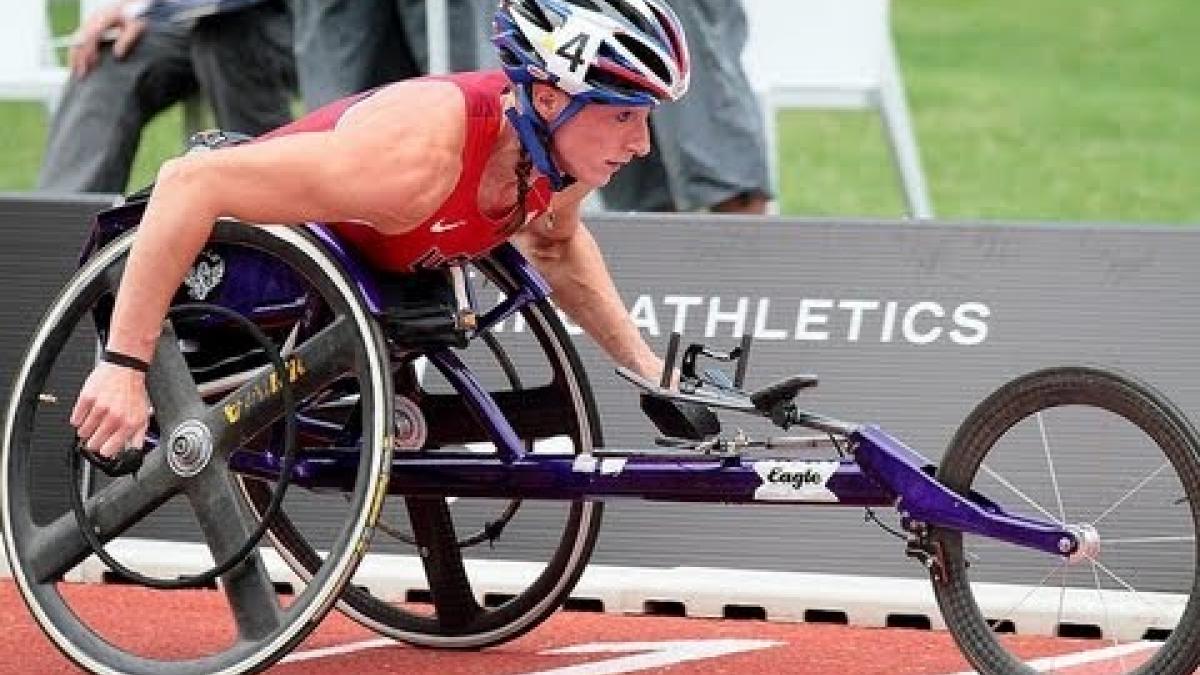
left=513, top=184, right=661, bottom=381
left=106, top=81, right=466, bottom=359
left=73, top=81, right=467, bottom=458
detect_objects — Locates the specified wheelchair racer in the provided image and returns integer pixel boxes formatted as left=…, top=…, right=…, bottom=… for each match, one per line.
left=72, top=0, right=718, bottom=460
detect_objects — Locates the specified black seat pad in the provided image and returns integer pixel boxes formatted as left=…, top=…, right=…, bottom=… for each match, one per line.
left=750, top=375, right=818, bottom=412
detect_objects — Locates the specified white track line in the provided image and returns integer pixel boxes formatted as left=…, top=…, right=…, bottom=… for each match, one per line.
left=523, top=640, right=784, bottom=675
left=280, top=637, right=395, bottom=664
left=946, top=640, right=1157, bottom=674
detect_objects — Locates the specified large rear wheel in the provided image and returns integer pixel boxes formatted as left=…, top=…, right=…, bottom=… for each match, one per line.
left=1, top=222, right=393, bottom=674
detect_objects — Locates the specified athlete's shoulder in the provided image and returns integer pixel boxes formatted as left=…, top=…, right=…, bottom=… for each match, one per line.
left=332, top=80, right=467, bottom=150
left=351, top=79, right=467, bottom=118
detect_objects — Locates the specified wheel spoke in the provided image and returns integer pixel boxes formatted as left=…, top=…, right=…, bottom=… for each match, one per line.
left=1091, top=562, right=1126, bottom=670
left=27, top=451, right=180, bottom=583
left=405, top=496, right=483, bottom=631
left=1035, top=412, right=1068, bottom=523
left=1091, top=462, right=1170, bottom=528
left=207, top=317, right=357, bottom=455
left=147, top=324, right=204, bottom=430
left=186, top=466, right=283, bottom=641
left=980, top=463, right=1062, bottom=524
left=1103, top=535, right=1195, bottom=546
left=1085, top=554, right=1162, bottom=614
left=1055, top=566, right=1068, bottom=642
left=983, top=559, right=1069, bottom=629
left=1086, top=558, right=1178, bottom=669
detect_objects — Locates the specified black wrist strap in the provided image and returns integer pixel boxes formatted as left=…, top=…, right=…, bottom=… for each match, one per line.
left=102, top=349, right=150, bottom=373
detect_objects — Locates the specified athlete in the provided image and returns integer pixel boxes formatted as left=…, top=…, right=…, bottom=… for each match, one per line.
left=71, top=0, right=716, bottom=459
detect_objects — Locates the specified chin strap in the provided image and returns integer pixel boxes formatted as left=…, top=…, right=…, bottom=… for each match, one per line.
left=506, top=85, right=585, bottom=192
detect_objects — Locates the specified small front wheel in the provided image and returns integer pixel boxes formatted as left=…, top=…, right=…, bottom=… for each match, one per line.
left=933, top=366, right=1200, bottom=674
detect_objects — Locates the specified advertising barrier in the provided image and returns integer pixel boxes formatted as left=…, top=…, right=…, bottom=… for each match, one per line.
left=2, top=194, right=1197, bottom=592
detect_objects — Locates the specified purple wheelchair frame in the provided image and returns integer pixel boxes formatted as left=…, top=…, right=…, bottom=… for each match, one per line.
left=198, top=222, right=1082, bottom=562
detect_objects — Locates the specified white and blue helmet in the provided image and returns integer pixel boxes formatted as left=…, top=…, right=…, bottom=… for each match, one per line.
left=493, top=0, right=690, bottom=189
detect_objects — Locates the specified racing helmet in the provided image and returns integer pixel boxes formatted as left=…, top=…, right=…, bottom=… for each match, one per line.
left=492, top=0, right=691, bottom=190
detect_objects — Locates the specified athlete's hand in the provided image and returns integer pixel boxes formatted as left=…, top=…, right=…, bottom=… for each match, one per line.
left=71, top=363, right=150, bottom=459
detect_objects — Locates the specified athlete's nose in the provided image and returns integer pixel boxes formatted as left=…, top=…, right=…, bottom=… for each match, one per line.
left=626, top=118, right=651, bottom=158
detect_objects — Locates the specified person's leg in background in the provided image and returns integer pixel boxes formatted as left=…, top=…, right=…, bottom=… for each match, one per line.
left=37, top=25, right=197, bottom=193
left=470, top=0, right=502, bottom=69
left=290, top=0, right=421, bottom=110
left=191, top=0, right=298, bottom=135
left=396, top=0, right=483, bottom=73
left=599, top=0, right=772, bottom=214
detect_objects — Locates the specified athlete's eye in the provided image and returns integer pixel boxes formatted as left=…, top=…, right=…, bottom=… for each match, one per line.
left=615, top=110, right=634, bottom=123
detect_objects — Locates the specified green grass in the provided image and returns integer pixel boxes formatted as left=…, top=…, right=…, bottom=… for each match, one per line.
left=776, top=0, right=1200, bottom=222
left=2, top=0, right=191, bottom=191
left=4, top=0, right=1199, bottom=223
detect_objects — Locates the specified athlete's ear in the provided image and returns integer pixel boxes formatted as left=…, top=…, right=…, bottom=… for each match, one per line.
left=530, top=83, right=567, bottom=119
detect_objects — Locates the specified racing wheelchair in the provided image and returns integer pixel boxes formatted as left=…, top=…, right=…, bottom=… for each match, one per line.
left=4, top=188, right=1200, bottom=674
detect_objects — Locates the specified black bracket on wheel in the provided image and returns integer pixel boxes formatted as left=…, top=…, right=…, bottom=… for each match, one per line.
left=70, top=302, right=298, bottom=590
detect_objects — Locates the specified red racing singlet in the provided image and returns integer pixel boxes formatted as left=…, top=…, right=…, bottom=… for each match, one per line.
left=260, top=70, right=552, bottom=273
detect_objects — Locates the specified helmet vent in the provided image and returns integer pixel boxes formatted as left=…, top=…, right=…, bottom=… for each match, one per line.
left=613, top=33, right=670, bottom=84
left=513, top=0, right=554, bottom=30
left=604, top=0, right=659, bottom=36
left=573, top=0, right=649, bottom=33
left=586, top=63, right=643, bottom=98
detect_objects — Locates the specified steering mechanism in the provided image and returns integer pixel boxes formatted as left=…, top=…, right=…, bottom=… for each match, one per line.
left=618, top=333, right=849, bottom=451
left=678, top=334, right=752, bottom=394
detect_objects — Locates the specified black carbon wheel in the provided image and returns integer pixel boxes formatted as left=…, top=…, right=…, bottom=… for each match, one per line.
left=241, top=251, right=604, bottom=649
left=1, top=222, right=393, bottom=674
left=932, top=366, right=1200, bottom=674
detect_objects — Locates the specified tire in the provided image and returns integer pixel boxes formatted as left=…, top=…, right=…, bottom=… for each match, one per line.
left=241, top=251, right=604, bottom=649
left=1, top=222, right=393, bottom=674
left=932, top=366, right=1200, bottom=674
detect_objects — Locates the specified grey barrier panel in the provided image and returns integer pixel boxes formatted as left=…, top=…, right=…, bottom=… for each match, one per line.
left=579, top=216, right=1200, bottom=588
left=0, top=195, right=117, bottom=528
left=0, top=194, right=114, bottom=389
left=3, top=195, right=1199, bottom=587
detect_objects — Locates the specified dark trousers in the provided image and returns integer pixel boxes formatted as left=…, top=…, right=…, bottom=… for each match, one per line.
left=38, top=1, right=296, bottom=193
left=291, top=0, right=483, bottom=109
left=600, top=0, right=771, bottom=211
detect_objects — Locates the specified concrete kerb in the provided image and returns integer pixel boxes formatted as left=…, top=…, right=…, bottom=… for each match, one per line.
left=1, top=538, right=1182, bottom=641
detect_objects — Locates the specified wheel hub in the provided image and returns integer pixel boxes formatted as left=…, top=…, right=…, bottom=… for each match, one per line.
left=1064, top=523, right=1101, bottom=563
left=167, top=419, right=214, bottom=477
left=393, top=395, right=427, bottom=451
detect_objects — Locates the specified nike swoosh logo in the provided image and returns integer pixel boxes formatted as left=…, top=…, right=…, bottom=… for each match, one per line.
left=430, top=219, right=466, bottom=233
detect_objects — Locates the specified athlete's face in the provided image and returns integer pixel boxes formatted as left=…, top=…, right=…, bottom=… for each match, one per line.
left=533, top=87, right=652, bottom=187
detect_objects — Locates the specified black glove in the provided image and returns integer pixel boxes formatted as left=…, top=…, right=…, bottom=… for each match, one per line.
left=640, top=394, right=721, bottom=440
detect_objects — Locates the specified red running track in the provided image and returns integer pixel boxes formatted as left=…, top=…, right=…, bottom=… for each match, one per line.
left=0, top=581, right=1167, bottom=674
